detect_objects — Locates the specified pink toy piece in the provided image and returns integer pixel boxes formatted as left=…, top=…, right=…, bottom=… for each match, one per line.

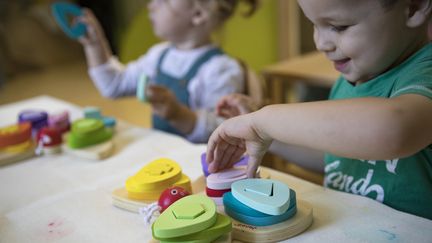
left=158, top=186, right=190, bottom=212
left=48, top=111, right=70, bottom=134
left=206, top=167, right=247, bottom=190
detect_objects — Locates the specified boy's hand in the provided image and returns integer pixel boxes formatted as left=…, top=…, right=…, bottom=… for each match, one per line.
left=216, top=93, right=259, bottom=118
left=146, top=85, right=181, bottom=120
left=206, top=113, right=272, bottom=178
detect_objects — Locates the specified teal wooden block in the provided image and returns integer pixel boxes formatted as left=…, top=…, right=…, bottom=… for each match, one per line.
left=223, top=190, right=297, bottom=226
left=231, top=179, right=291, bottom=215
left=84, top=107, right=102, bottom=119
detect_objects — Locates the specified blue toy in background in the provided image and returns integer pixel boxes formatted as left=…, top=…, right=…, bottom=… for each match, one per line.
left=51, top=2, right=86, bottom=39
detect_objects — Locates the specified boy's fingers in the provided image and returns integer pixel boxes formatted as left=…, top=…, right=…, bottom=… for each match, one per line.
left=246, top=156, right=260, bottom=178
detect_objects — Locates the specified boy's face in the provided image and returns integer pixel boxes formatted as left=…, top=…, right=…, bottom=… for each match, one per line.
left=298, top=0, right=413, bottom=84
left=148, top=0, right=196, bottom=42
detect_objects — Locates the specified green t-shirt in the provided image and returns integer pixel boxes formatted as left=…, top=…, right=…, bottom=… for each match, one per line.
left=325, top=43, right=432, bottom=220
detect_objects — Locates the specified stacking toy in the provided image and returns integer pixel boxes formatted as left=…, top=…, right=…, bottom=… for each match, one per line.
left=62, top=118, right=114, bottom=160
left=35, top=127, right=63, bottom=155
left=84, top=107, right=116, bottom=130
left=223, top=179, right=313, bottom=242
left=201, top=152, right=248, bottom=177
left=51, top=2, right=86, bottom=39
left=18, top=110, right=48, bottom=139
left=139, top=186, right=190, bottom=224
left=0, top=122, right=35, bottom=166
left=48, top=111, right=70, bottom=134
left=152, top=195, right=232, bottom=243
left=205, top=166, right=270, bottom=206
left=112, top=158, right=192, bottom=213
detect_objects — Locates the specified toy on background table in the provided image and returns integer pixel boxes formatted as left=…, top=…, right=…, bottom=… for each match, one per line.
left=0, top=122, right=35, bottom=166
left=62, top=118, right=114, bottom=160
left=223, top=179, right=313, bottom=242
left=18, top=110, right=48, bottom=139
left=35, top=127, right=63, bottom=155
left=83, top=107, right=117, bottom=130
left=112, top=158, right=192, bottom=213
left=151, top=195, right=232, bottom=243
left=51, top=1, right=86, bottom=39
left=48, top=110, right=70, bottom=134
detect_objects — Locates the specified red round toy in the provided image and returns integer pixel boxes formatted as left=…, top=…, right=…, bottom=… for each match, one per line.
left=158, top=186, right=190, bottom=212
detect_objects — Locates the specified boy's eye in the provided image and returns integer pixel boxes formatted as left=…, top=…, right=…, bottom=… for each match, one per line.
left=330, top=25, right=349, bottom=32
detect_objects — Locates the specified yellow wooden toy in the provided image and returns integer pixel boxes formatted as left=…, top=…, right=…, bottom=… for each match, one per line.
left=0, top=123, right=35, bottom=166
left=112, top=158, right=192, bottom=213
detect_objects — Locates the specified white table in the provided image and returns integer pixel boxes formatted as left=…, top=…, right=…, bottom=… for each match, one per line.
left=1, top=96, right=431, bottom=243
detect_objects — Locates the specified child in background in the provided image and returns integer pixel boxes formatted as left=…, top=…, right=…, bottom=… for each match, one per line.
left=207, top=0, right=432, bottom=220
left=77, top=0, right=258, bottom=143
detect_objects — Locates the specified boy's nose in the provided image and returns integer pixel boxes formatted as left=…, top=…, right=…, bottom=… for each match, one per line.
left=314, top=29, right=336, bottom=53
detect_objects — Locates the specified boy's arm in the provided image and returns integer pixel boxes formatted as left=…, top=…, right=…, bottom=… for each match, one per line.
left=207, top=94, right=432, bottom=177
left=254, top=94, right=432, bottom=160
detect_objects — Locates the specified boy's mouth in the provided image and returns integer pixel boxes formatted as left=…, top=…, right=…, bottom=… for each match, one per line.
left=333, top=58, right=351, bottom=72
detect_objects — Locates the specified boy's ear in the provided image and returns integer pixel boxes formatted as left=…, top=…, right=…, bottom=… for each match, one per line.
left=406, top=0, right=432, bottom=27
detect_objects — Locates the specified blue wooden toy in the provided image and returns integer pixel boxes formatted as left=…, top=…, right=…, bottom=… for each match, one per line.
left=231, top=179, right=292, bottom=215
left=223, top=190, right=296, bottom=226
left=51, top=2, right=86, bottom=39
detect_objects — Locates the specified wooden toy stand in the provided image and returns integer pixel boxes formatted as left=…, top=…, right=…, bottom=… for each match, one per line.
left=62, top=140, right=114, bottom=160
left=230, top=200, right=313, bottom=243
left=111, top=187, right=156, bottom=213
left=0, top=144, right=35, bottom=166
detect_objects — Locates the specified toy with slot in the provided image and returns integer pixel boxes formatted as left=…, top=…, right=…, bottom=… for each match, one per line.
left=0, top=122, right=35, bottom=166
left=62, top=118, right=114, bottom=160
left=84, top=107, right=117, bottom=130
left=112, top=158, right=192, bottom=213
left=152, top=195, right=232, bottom=243
left=51, top=2, right=86, bottom=39
left=205, top=166, right=270, bottom=206
left=223, top=179, right=313, bottom=242
left=138, top=186, right=190, bottom=224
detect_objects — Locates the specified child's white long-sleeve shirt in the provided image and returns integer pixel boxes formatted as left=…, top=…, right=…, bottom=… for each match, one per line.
left=88, top=42, right=245, bottom=143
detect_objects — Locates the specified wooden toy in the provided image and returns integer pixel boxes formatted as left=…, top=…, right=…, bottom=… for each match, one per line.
left=51, top=2, right=86, bottom=39
left=207, top=167, right=247, bottom=190
left=137, top=74, right=149, bottom=102
left=83, top=107, right=102, bottom=119
left=0, top=123, right=35, bottom=166
left=36, top=127, right=63, bottom=155
left=66, top=119, right=113, bottom=148
left=63, top=118, right=114, bottom=160
left=231, top=179, right=291, bottom=215
left=137, top=186, right=191, bottom=224
left=84, top=107, right=116, bottom=130
left=48, top=111, right=70, bottom=134
left=112, top=158, right=192, bottom=213
left=18, top=110, right=48, bottom=139
left=152, top=195, right=232, bottom=242
left=201, top=152, right=248, bottom=177
left=223, top=190, right=297, bottom=226
left=230, top=200, right=313, bottom=242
